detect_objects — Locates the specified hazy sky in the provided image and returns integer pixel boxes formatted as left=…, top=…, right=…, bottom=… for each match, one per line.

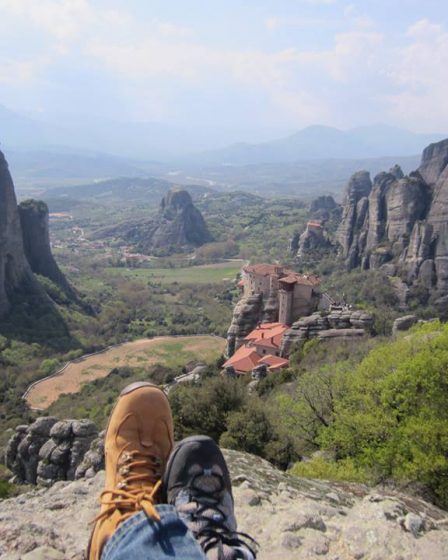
left=0, top=0, right=447, bottom=133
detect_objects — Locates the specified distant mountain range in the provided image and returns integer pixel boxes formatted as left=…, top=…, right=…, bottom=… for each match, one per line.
left=1, top=102, right=446, bottom=164
left=1, top=102, right=446, bottom=195
left=192, top=125, right=447, bottom=165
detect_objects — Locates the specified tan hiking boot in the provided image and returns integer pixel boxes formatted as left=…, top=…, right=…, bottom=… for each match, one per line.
left=88, top=382, right=174, bottom=560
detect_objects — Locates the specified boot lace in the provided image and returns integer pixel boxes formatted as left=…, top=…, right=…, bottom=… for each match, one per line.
left=184, top=474, right=258, bottom=559
left=95, top=450, right=163, bottom=524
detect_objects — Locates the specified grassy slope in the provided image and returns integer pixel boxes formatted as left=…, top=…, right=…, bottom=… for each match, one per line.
left=105, top=262, right=243, bottom=284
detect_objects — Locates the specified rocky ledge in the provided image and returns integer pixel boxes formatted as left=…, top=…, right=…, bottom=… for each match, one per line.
left=1, top=449, right=448, bottom=559
left=6, top=417, right=104, bottom=486
left=281, top=309, right=374, bottom=356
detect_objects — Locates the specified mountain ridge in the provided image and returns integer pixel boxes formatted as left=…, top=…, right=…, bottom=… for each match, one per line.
left=191, top=125, right=446, bottom=165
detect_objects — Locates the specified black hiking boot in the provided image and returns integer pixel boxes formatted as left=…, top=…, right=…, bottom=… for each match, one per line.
left=162, top=435, right=257, bottom=560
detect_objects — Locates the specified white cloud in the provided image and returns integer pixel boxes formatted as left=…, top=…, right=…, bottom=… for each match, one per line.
left=0, top=56, right=49, bottom=84
left=384, top=19, right=448, bottom=130
left=264, top=15, right=338, bottom=32
left=0, top=0, right=129, bottom=40
left=156, top=20, right=194, bottom=39
left=299, top=0, right=337, bottom=4
left=265, top=16, right=280, bottom=32
left=1, top=2, right=447, bottom=131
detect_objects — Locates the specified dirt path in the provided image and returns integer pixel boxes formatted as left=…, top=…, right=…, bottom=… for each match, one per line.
left=25, top=335, right=225, bottom=410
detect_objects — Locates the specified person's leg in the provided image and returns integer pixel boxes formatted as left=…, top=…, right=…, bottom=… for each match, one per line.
left=162, top=435, right=258, bottom=560
left=88, top=381, right=176, bottom=559
left=101, top=507, right=207, bottom=560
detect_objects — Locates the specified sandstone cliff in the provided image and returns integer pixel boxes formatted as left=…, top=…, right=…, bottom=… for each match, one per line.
left=1, top=447, right=448, bottom=560
left=336, top=139, right=448, bottom=296
left=226, top=294, right=263, bottom=356
left=6, top=417, right=103, bottom=486
left=93, top=188, right=213, bottom=256
left=280, top=309, right=374, bottom=356
left=18, top=199, right=79, bottom=302
left=0, top=151, right=47, bottom=318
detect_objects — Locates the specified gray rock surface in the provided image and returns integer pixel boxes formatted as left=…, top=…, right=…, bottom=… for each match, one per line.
left=226, top=293, right=263, bottom=356
left=336, top=171, right=372, bottom=269
left=310, top=195, right=338, bottom=215
left=18, top=199, right=79, bottom=302
left=281, top=309, right=373, bottom=356
left=336, top=138, right=448, bottom=300
left=5, top=418, right=99, bottom=486
left=93, top=188, right=213, bottom=256
left=1, top=449, right=448, bottom=560
left=392, top=315, right=418, bottom=336
left=296, top=223, right=332, bottom=260
left=0, top=151, right=47, bottom=318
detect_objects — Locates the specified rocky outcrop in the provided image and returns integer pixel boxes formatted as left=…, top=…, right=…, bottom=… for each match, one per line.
left=281, top=309, right=374, bottom=356
left=336, top=171, right=372, bottom=269
left=94, top=188, right=213, bottom=256
left=310, top=195, right=337, bottom=215
left=18, top=199, right=79, bottom=302
left=226, top=294, right=263, bottom=356
left=336, top=140, right=448, bottom=299
left=2, top=448, right=448, bottom=559
left=296, top=223, right=332, bottom=260
left=309, top=195, right=338, bottom=222
left=392, top=314, right=419, bottom=336
left=5, top=418, right=100, bottom=486
left=0, top=151, right=46, bottom=318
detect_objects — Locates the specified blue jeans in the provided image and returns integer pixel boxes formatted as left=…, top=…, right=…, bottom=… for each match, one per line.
left=101, top=505, right=207, bottom=560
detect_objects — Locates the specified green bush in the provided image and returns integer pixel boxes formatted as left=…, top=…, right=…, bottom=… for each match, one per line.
left=320, top=321, right=448, bottom=506
left=290, top=456, right=371, bottom=483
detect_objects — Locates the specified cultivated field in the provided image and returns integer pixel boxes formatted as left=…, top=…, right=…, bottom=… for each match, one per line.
left=26, top=335, right=225, bottom=410
left=106, top=261, right=243, bottom=284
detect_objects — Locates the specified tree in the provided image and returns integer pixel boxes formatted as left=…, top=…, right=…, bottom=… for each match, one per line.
left=321, top=321, right=448, bottom=507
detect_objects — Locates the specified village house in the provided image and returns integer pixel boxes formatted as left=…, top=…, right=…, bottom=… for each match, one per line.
left=239, top=263, right=321, bottom=326
left=223, top=322, right=290, bottom=376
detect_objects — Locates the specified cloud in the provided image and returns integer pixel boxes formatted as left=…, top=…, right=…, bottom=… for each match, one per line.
left=383, top=19, right=448, bottom=130
left=156, top=20, right=194, bottom=39
left=0, top=56, right=49, bottom=84
left=264, top=15, right=338, bottom=32
left=0, top=0, right=129, bottom=40
left=299, top=0, right=337, bottom=4
left=1, top=2, right=447, bottom=131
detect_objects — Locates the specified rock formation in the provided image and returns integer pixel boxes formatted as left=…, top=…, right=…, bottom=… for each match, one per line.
left=18, top=199, right=79, bottom=301
left=295, top=222, right=333, bottom=260
left=2, top=447, right=448, bottom=559
left=309, top=195, right=338, bottom=221
left=392, top=314, right=419, bottom=336
left=94, top=188, right=213, bottom=256
left=226, top=294, right=263, bottom=356
left=0, top=151, right=46, bottom=318
left=336, top=139, right=448, bottom=298
left=281, top=309, right=374, bottom=356
left=5, top=417, right=101, bottom=485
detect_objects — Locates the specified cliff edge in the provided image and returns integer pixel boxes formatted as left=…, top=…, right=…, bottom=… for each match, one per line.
left=1, top=448, right=448, bottom=559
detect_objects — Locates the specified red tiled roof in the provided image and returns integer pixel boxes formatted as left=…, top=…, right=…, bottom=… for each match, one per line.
left=243, top=263, right=283, bottom=276
left=245, top=323, right=288, bottom=341
left=258, top=355, right=289, bottom=370
left=223, top=346, right=260, bottom=373
left=279, top=275, right=298, bottom=284
left=245, top=322, right=288, bottom=350
left=307, top=221, right=322, bottom=228
left=279, top=273, right=320, bottom=287
left=243, top=263, right=321, bottom=287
